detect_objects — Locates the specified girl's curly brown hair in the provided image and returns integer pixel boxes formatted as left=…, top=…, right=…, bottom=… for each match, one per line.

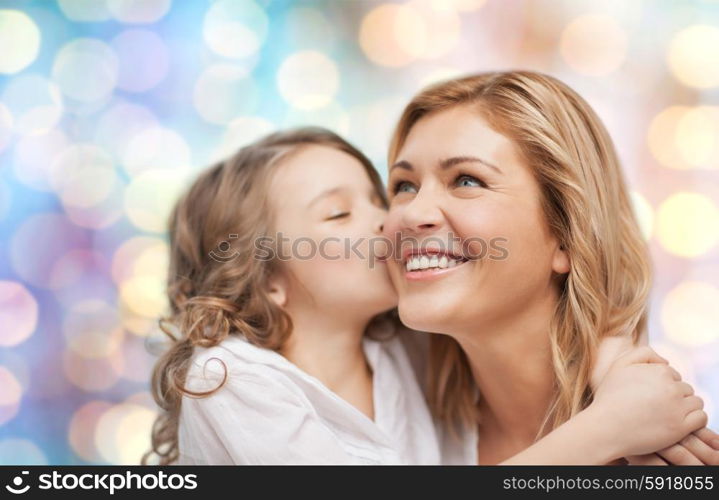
left=142, top=127, right=388, bottom=464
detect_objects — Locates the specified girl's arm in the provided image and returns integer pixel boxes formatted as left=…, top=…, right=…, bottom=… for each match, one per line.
left=499, top=406, right=623, bottom=464
left=500, top=345, right=715, bottom=465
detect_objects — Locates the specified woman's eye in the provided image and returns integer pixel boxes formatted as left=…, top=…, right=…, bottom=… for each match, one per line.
left=325, top=211, right=350, bottom=221
left=393, top=181, right=418, bottom=194
left=455, top=174, right=486, bottom=188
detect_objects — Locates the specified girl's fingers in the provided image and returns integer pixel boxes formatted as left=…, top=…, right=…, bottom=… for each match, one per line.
left=683, top=395, right=705, bottom=413
left=625, top=453, right=668, bottom=465
left=667, top=366, right=682, bottom=381
left=676, top=381, right=695, bottom=397
left=684, top=409, right=709, bottom=433
left=657, top=444, right=703, bottom=465
left=694, top=427, right=719, bottom=451
left=679, top=432, right=719, bottom=465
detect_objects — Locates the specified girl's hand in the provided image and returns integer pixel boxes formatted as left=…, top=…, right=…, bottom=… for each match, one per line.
left=586, top=345, right=708, bottom=459
left=590, top=335, right=634, bottom=390
left=626, top=428, right=719, bottom=465
left=591, top=336, right=718, bottom=464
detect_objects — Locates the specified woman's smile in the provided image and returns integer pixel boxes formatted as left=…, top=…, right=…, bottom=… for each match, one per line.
left=402, top=246, right=470, bottom=281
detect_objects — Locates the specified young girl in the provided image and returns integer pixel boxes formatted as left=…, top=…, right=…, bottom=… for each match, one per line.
left=144, top=127, right=711, bottom=465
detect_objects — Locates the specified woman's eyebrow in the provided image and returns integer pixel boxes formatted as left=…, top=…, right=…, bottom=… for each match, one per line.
left=390, top=156, right=501, bottom=174
left=439, top=155, right=501, bottom=173
left=389, top=160, right=412, bottom=172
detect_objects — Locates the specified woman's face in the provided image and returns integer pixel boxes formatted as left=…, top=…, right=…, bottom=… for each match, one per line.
left=269, top=144, right=397, bottom=319
left=383, top=105, right=569, bottom=336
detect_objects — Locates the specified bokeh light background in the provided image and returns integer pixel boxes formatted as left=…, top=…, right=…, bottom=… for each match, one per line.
left=0, top=0, right=718, bottom=465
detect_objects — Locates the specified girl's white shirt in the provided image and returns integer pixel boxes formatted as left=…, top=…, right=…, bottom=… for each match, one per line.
left=176, top=331, right=442, bottom=465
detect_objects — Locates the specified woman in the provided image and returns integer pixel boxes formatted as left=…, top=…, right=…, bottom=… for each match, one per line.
left=383, top=70, right=718, bottom=464
left=144, top=126, right=713, bottom=465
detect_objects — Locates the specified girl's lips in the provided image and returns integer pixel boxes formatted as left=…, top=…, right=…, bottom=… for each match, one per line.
left=404, top=259, right=469, bottom=281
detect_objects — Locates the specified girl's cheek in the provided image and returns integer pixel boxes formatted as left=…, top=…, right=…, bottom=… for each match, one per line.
left=320, top=240, right=344, bottom=261
left=381, top=208, right=403, bottom=238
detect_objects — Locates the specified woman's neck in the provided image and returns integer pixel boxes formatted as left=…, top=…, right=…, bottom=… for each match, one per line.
left=455, top=292, right=558, bottom=461
left=280, top=307, right=375, bottom=419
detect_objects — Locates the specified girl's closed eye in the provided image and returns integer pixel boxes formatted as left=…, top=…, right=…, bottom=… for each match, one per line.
left=325, top=210, right=350, bottom=221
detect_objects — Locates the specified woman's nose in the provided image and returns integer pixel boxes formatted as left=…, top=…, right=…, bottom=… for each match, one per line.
left=401, top=188, right=443, bottom=233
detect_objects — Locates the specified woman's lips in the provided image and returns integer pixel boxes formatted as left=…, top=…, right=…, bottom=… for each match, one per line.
left=403, top=258, right=469, bottom=281
left=399, top=245, right=470, bottom=281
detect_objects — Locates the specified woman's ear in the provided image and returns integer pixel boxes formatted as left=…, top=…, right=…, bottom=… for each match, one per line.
left=267, top=272, right=288, bottom=307
left=552, top=243, right=570, bottom=274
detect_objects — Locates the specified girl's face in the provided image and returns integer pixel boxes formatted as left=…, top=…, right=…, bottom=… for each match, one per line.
left=269, top=144, right=397, bottom=319
left=383, top=105, right=569, bottom=336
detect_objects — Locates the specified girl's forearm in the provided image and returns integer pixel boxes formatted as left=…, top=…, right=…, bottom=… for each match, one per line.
left=499, top=406, right=621, bottom=465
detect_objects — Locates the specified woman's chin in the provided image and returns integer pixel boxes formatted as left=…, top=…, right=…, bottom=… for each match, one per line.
left=397, top=305, right=452, bottom=335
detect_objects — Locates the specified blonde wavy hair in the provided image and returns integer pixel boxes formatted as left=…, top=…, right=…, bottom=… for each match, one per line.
left=143, top=127, right=388, bottom=465
left=388, top=71, right=652, bottom=437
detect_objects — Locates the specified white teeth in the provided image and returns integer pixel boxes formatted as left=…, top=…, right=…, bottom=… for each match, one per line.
left=405, top=254, right=464, bottom=272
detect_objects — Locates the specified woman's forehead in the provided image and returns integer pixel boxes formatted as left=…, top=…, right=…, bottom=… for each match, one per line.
left=396, top=107, right=517, bottom=172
